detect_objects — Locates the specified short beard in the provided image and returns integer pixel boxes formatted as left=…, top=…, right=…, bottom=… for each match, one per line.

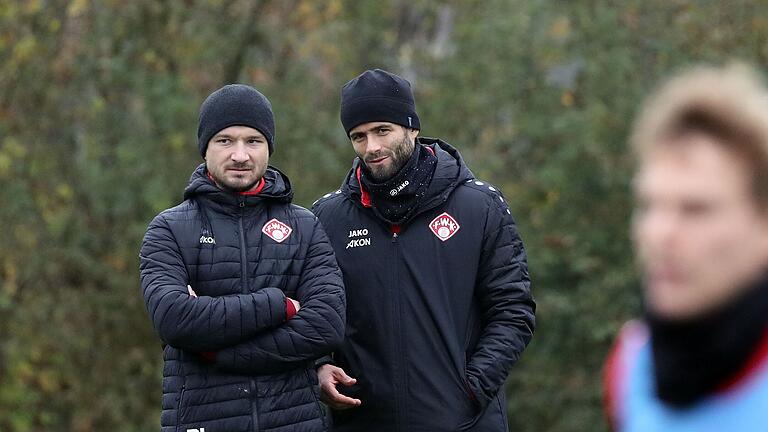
left=219, top=177, right=261, bottom=193
left=208, top=164, right=265, bottom=193
left=365, top=134, right=415, bottom=182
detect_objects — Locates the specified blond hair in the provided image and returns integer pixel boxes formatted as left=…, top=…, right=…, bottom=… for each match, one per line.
left=631, top=63, right=768, bottom=207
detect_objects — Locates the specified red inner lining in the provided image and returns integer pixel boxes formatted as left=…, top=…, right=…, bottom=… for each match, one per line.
left=717, top=327, right=768, bottom=393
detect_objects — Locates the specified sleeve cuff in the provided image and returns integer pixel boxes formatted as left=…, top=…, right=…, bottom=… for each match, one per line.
left=315, top=355, right=335, bottom=369
left=286, top=298, right=297, bottom=320
left=464, top=378, right=478, bottom=405
left=199, top=351, right=217, bottom=363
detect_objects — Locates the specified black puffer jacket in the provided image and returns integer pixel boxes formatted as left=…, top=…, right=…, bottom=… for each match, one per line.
left=140, top=164, right=345, bottom=432
left=312, top=139, right=535, bottom=431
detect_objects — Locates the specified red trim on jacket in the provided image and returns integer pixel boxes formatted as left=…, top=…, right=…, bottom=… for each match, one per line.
left=463, top=378, right=478, bottom=405
left=239, top=177, right=266, bottom=195
left=199, top=351, right=217, bottom=363
left=603, top=321, right=646, bottom=432
left=286, top=298, right=298, bottom=320
left=604, top=333, right=624, bottom=432
left=355, top=166, right=372, bottom=208
left=205, top=171, right=266, bottom=195
left=717, top=327, right=768, bottom=393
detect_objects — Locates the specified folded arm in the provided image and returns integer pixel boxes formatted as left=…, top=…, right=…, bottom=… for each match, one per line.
left=140, top=214, right=288, bottom=351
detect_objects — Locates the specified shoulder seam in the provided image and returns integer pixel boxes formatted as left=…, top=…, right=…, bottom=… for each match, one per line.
left=312, top=189, right=345, bottom=207
left=459, top=179, right=512, bottom=216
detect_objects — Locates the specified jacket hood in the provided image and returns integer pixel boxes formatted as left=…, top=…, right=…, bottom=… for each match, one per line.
left=341, top=137, right=474, bottom=220
left=183, top=163, right=293, bottom=207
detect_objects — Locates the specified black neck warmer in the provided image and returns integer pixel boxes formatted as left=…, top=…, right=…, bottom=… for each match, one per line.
left=647, top=274, right=768, bottom=408
left=360, top=144, right=438, bottom=225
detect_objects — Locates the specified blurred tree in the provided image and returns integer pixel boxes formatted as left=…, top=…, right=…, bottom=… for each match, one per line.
left=2, top=0, right=768, bottom=430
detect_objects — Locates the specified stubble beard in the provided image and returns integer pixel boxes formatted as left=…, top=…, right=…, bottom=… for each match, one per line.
left=364, top=135, right=415, bottom=182
left=209, top=164, right=265, bottom=193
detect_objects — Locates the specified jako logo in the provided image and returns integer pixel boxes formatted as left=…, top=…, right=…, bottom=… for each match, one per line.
left=429, top=212, right=460, bottom=241
left=199, top=235, right=215, bottom=244
left=262, top=218, right=292, bottom=243
left=346, top=227, right=371, bottom=249
left=346, top=238, right=371, bottom=249
left=186, top=428, right=205, bottom=432
left=390, top=180, right=409, bottom=196
left=348, top=228, right=369, bottom=237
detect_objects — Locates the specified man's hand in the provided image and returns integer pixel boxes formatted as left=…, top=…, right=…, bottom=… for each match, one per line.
left=318, top=364, right=362, bottom=410
left=187, top=285, right=197, bottom=297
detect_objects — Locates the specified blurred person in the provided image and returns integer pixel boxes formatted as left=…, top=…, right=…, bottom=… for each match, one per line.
left=605, top=64, right=768, bottom=431
left=311, top=69, right=536, bottom=431
left=140, top=84, right=345, bottom=432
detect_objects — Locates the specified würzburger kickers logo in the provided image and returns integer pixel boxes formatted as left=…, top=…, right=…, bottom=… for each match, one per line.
left=429, top=212, right=460, bottom=241
left=262, top=218, right=292, bottom=243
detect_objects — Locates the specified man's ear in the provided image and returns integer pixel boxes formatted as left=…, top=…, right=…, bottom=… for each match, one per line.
left=409, top=128, right=420, bottom=140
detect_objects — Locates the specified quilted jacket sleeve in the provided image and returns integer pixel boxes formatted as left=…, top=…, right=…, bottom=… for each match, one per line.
left=140, top=214, right=288, bottom=351
left=212, top=217, right=346, bottom=374
left=465, top=197, right=536, bottom=410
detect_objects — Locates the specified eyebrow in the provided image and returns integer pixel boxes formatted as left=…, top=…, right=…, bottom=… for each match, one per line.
left=350, top=124, right=391, bottom=137
left=213, top=134, right=264, bottom=140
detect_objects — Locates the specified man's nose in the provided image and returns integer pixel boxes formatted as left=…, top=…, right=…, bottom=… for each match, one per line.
left=231, top=142, right=249, bottom=163
left=638, top=208, right=678, bottom=251
left=366, top=136, right=383, bottom=154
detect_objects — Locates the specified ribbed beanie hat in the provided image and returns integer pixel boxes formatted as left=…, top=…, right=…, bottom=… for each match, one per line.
left=197, top=84, right=275, bottom=157
left=340, top=69, right=420, bottom=135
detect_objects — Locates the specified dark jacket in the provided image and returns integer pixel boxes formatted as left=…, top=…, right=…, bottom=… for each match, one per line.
left=140, top=164, right=346, bottom=432
left=312, top=139, right=535, bottom=431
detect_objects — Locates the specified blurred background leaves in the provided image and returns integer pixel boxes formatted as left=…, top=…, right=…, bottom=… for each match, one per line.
left=2, top=1, right=768, bottom=430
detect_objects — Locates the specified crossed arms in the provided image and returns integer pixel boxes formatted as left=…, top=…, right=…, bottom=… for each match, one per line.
left=140, top=213, right=346, bottom=374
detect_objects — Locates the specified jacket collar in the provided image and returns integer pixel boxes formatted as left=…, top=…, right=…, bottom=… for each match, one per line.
left=183, top=163, right=294, bottom=209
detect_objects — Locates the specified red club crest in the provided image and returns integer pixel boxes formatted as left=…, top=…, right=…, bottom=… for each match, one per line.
left=429, top=212, right=460, bottom=241
left=262, top=218, right=292, bottom=243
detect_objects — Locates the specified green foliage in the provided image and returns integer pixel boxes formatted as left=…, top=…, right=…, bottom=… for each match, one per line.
left=2, top=1, right=768, bottom=430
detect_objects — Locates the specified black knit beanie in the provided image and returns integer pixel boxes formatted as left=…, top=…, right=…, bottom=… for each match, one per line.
left=340, top=69, right=421, bottom=136
left=197, top=84, right=275, bottom=158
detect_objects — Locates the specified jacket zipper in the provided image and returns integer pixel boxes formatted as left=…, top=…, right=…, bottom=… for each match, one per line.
left=238, top=200, right=248, bottom=294
left=176, top=383, right=186, bottom=430
left=250, top=379, right=259, bottom=431
left=175, top=347, right=187, bottom=431
left=391, top=228, right=407, bottom=432
left=238, top=199, right=259, bottom=432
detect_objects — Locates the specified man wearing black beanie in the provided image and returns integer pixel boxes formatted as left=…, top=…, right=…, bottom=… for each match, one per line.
left=312, top=69, right=536, bottom=431
left=140, top=84, right=346, bottom=432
